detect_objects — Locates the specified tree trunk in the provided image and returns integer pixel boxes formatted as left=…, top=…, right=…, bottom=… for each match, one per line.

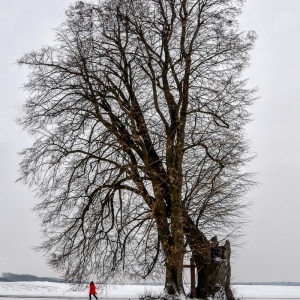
left=153, top=183, right=185, bottom=295
left=196, top=239, right=234, bottom=300
left=164, top=192, right=185, bottom=295
left=182, top=211, right=234, bottom=299
left=165, top=257, right=184, bottom=295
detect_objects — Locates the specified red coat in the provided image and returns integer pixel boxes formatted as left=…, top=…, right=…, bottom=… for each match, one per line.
left=89, top=283, right=96, bottom=294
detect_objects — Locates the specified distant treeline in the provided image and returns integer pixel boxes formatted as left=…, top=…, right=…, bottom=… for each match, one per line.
left=0, top=273, right=62, bottom=282
left=234, top=282, right=300, bottom=286
left=0, top=277, right=9, bottom=282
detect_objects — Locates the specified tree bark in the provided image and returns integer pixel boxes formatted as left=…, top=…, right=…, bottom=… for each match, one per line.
left=182, top=211, right=234, bottom=299
left=196, top=239, right=234, bottom=300
left=165, top=257, right=184, bottom=295
left=153, top=182, right=185, bottom=295
left=165, top=193, right=185, bottom=295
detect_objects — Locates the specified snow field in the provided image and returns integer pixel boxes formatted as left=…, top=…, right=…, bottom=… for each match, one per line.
left=0, top=282, right=300, bottom=298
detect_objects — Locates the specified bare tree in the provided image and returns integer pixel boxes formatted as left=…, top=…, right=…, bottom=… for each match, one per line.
left=18, top=0, right=256, bottom=298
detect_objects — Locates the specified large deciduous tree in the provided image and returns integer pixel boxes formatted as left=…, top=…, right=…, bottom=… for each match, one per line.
left=18, top=0, right=256, bottom=298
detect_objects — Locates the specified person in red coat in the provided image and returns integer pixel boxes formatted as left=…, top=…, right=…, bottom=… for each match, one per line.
left=89, top=281, right=98, bottom=300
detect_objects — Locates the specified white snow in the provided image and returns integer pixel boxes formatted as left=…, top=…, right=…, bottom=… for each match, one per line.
left=0, top=281, right=162, bottom=298
left=0, top=282, right=299, bottom=299
left=233, top=285, right=300, bottom=299
left=0, top=281, right=86, bottom=298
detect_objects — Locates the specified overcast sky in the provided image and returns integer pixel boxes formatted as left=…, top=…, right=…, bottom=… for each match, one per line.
left=0, top=0, right=300, bottom=283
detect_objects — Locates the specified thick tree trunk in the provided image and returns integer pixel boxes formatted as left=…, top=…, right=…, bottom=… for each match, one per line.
left=182, top=211, right=234, bottom=299
left=153, top=182, right=185, bottom=295
left=196, top=238, right=234, bottom=300
left=165, top=257, right=184, bottom=295
left=164, top=192, right=185, bottom=295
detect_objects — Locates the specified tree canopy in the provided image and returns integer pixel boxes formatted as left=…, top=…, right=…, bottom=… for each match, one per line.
left=18, top=0, right=256, bottom=297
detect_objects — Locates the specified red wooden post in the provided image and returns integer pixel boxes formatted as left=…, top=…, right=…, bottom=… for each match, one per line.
left=190, top=256, right=196, bottom=298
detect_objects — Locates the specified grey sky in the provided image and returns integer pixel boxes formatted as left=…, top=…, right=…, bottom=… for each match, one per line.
left=0, top=0, right=300, bottom=282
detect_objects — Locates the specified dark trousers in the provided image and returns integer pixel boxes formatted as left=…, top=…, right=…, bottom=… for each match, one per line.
left=89, top=294, right=98, bottom=300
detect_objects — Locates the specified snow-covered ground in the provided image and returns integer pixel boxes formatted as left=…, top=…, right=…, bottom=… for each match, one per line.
left=233, top=285, right=300, bottom=299
left=0, top=282, right=159, bottom=299
left=0, top=281, right=300, bottom=299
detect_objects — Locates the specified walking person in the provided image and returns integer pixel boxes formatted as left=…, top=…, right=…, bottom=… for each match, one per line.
left=89, top=281, right=98, bottom=300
